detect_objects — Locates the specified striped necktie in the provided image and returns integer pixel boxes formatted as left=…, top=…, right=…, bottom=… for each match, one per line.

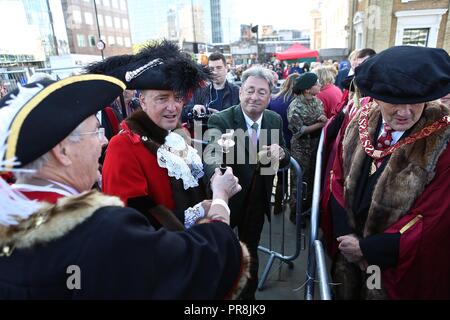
left=250, top=122, right=259, bottom=147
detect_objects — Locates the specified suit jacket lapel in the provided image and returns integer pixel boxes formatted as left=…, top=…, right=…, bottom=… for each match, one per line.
left=233, top=105, right=248, bottom=131
left=260, top=110, right=272, bottom=147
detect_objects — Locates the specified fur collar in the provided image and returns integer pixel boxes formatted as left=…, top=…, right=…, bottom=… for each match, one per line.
left=343, top=102, right=450, bottom=236
left=227, top=241, right=251, bottom=300
left=0, top=190, right=123, bottom=250
left=126, top=110, right=168, bottom=146
left=125, top=110, right=190, bottom=155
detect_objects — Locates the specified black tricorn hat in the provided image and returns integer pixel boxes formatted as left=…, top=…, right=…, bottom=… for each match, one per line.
left=85, top=40, right=210, bottom=98
left=355, top=46, right=450, bottom=104
left=0, top=74, right=125, bottom=171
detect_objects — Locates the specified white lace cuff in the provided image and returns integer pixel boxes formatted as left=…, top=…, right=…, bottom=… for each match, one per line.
left=184, top=202, right=205, bottom=228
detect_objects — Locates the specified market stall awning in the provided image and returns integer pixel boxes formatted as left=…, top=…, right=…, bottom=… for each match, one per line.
left=276, top=43, right=319, bottom=61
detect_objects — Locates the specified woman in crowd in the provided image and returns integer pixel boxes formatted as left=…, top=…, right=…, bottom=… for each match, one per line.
left=288, top=72, right=327, bottom=220
left=314, top=66, right=343, bottom=118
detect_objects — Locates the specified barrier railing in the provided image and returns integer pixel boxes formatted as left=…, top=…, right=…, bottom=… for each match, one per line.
left=0, top=69, right=29, bottom=91
left=1, top=67, right=82, bottom=92
left=314, top=240, right=332, bottom=300
left=304, top=129, right=331, bottom=300
left=257, top=157, right=304, bottom=290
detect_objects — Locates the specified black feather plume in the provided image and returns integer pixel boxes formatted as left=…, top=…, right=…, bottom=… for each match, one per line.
left=84, top=54, right=134, bottom=78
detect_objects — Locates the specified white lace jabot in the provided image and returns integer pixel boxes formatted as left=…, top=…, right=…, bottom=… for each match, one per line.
left=157, top=132, right=204, bottom=190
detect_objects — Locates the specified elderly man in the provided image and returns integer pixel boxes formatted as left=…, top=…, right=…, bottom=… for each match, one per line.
left=204, top=66, right=290, bottom=300
left=329, top=46, right=450, bottom=299
left=87, top=41, right=218, bottom=229
left=182, top=52, right=240, bottom=121
left=0, top=75, right=249, bottom=299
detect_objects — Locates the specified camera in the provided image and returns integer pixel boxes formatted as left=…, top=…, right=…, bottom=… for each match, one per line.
left=129, top=98, right=141, bottom=112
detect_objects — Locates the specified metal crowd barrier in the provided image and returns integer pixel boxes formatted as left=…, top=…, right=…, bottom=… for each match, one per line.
left=0, top=69, right=29, bottom=91
left=257, top=157, right=304, bottom=290
left=304, top=129, right=331, bottom=300
left=314, top=240, right=331, bottom=300
left=1, top=66, right=82, bottom=92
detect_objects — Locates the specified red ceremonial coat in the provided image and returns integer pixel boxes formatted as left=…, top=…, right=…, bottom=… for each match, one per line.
left=320, top=97, right=372, bottom=257
left=102, top=122, right=175, bottom=210
left=337, top=102, right=450, bottom=299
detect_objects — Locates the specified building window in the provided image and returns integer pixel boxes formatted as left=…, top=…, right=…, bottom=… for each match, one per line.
left=353, top=11, right=365, bottom=49
left=97, top=14, right=103, bottom=26
left=114, top=17, right=121, bottom=28
left=122, top=18, right=128, bottom=29
left=84, top=12, right=93, bottom=25
left=108, top=35, right=115, bottom=45
left=395, top=9, right=448, bottom=48
left=88, top=35, right=96, bottom=47
left=105, top=15, right=113, bottom=28
left=112, top=0, right=119, bottom=8
left=124, top=37, right=131, bottom=47
left=77, top=34, right=86, bottom=47
left=402, top=28, right=429, bottom=47
left=72, top=10, right=82, bottom=24
left=116, top=36, right=123, bottom=46
left=119, top=0, right=126, bottom=10
left=103, top=0, right=110, bottom=7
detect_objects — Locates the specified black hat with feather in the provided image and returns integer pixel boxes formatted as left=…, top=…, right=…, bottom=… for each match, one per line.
left=85, top=40, right=210, bottom=99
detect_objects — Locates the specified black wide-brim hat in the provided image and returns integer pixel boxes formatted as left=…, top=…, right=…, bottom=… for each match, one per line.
left=85, top=40, right=210, bottom=98
left=0, top=74, right=125, bottom=170
left=355, top=45, right=450, bottom=104
left=293, top=72, right=318, bottom=93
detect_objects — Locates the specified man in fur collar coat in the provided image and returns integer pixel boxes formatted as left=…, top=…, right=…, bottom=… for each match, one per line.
left=0, top=75, right=250, bottom=299
left=87, top=41, right=221, bottom=229
left=328, top=46, right=450, bottom=299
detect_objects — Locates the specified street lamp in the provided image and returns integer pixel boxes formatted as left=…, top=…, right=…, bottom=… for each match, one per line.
left=251, top=25, right=259, bottom=63
left=93, top=0, right=104, bottom=60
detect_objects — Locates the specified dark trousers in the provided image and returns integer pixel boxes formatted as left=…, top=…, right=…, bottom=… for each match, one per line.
left=237, top=189, right=267, bottom=300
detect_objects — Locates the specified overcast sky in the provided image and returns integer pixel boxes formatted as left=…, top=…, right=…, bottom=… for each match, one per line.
left=234, top=0, right=314, bottom=31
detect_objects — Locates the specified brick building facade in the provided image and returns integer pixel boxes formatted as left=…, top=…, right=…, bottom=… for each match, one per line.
left=348, top=0, right=449, bottom=53
left=62, top=0, right=132, bottom=57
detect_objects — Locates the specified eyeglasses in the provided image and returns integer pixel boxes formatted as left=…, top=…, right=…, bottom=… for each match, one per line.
left=73, top=127, right=105, bottom=140
left=243, top=88, right=269, bottom=98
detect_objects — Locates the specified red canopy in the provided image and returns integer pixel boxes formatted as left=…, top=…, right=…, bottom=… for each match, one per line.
left=276, top=43, right=319, bottom=61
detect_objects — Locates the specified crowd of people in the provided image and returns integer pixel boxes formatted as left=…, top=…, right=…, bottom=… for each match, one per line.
left=1, top=41, right=449, bottom=300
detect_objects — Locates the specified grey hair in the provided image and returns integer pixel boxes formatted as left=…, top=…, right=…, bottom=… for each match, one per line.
left=14, top=123, right=85, bottom=181
left=241, top=66, right=274, bottom=92
left=67, top=122, right=86, bottom=143
left=14, top=152, right=51, bottom=182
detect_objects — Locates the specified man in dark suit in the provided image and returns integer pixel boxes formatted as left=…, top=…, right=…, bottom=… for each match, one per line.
left=204, top=66, right=290, bottom=299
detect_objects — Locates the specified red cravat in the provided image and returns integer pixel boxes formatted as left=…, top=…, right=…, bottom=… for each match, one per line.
left=374, top=123, right=394, bottom=168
